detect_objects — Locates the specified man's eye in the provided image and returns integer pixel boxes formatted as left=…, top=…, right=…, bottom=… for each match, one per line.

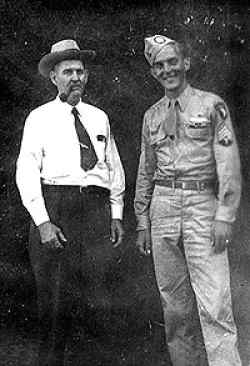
left=170, top=59, right=178, bottom=65
left=155, top=63, right=163, bottom=69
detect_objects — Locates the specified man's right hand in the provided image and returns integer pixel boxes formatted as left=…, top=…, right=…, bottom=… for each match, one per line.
left=136, top=229, right=152, bottom=256
left=38, top=221, right=67, bottom=249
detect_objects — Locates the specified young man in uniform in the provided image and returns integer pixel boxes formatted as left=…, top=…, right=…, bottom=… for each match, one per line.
left=134, top=34, right=242, bottom=366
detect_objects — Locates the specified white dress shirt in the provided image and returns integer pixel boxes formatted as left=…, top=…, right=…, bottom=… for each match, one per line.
left=16, top=97, right=125, bottom=226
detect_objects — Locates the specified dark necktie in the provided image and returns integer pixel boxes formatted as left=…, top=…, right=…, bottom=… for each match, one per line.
left=71, top=107, right=98, bottom=171
left=166, top=99, right=181, bottom=139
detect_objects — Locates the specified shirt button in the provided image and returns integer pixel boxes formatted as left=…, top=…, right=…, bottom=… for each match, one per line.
left=169, top=135, right=175, bottom=141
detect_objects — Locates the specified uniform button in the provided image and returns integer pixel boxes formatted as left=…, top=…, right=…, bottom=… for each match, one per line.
left=169, top=135, right=175, bottom=141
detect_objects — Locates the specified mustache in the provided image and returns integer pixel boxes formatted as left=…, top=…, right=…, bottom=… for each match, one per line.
left=59, top=83, right=84, bottom=103
left=70, top=82, right=82, bottom=88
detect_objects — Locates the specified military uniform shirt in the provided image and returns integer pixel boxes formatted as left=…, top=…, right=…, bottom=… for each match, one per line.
left=134, top=84, right=241, bottom=230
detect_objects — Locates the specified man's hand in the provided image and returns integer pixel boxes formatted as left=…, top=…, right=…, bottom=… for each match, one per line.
left=136, top=229, right=151, bottom=256
left=38, top=221, right=67, bottom=250
left=212, top=220, right=233, bottom=254
left=111, top=219, right=124, bottom=247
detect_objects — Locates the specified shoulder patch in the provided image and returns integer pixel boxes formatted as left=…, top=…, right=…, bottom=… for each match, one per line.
left=215, top=102, right=228, bottom=120
left=217, top=122, right=233, bottom=146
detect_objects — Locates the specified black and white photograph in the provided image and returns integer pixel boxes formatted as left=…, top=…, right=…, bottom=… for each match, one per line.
left=0, top=0, right=250, bottom=365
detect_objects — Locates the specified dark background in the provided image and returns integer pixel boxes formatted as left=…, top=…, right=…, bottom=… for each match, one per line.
left=0, top=0, right=250, bottom=365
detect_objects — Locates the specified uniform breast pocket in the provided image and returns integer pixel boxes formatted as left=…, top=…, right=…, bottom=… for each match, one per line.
left=150, top=135, right=173, bottom=166
left=151, top=133, right=172, bottom=150
left=184, top=118, right=211, bottom=141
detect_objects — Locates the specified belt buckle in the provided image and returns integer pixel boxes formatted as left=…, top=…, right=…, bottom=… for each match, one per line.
left=79, top=186, right=84, bottom=193
left=196, top=181, right=202, bottom=193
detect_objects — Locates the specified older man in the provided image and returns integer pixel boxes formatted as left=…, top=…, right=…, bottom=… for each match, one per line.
left=134, top=35, right=242, bottom=365
left=16, top=39, right=125, bottom=366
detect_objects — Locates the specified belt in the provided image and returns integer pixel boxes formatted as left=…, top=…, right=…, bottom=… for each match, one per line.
left=155, top=179, right=215, bottom=191
left=42, top=184, right=110, bottom=197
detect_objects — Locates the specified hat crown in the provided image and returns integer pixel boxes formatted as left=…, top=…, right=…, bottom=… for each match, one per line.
left=39, top=39, right=95, bottom=78
left=144, top=34, right=175, bottom=66
left=51, top=39, right=80, bottom=53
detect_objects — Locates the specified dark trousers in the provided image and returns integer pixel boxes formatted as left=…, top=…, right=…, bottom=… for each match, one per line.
left=29, top=185, right=117, bottom=366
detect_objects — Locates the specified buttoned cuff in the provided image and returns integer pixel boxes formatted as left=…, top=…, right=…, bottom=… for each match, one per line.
left=215, top=205, right=236, bottom=223
left=111, top=203, right=123, bottom=220
left=136, top=215, right=151, bottom=231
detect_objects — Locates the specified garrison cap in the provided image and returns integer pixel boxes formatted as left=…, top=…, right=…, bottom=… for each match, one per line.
left=144, top=35, right=175, bottom=66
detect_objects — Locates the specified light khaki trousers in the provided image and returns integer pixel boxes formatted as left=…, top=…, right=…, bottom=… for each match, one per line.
left=150, top=185, right=241, bottom=366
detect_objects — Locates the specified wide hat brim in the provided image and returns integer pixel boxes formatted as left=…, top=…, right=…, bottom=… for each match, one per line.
left=38, top=48, right=96, bottom=78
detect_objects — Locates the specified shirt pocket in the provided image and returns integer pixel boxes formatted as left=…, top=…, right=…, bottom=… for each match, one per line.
left=150, top=124, right=173, bottom=150
left=150, top=135, right=174, bottom=167
left=94, top=135, right=106, bottom=163
left=184, top=117, right=212, bottom=141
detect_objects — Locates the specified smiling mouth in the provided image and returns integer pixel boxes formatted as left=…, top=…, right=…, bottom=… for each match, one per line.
left=167, top=77, right=177, bottom=82
left=167, top=74, right=177, bottom=79
left=161, top=74, right=177, bottom=80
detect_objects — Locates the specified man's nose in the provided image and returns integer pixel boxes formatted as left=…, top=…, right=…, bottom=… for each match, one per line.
left=162, top=63, right=172, bottom=73
left=72, top=71, right=80, bottom=81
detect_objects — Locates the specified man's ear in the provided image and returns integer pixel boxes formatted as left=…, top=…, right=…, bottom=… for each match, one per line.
left=184, top=57, right=191, bottom=72
left=50, top=70, right=57, bottom=86
left=83, top=69, right=89, bottom=84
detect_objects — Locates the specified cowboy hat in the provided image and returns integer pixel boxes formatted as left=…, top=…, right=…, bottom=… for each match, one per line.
left=38, top=39, right=96, bottom=78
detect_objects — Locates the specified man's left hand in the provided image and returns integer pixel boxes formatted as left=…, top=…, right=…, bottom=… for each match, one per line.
left=111, top=219, right=124, bottom=247
left=212, top=220, right=233, bottom=254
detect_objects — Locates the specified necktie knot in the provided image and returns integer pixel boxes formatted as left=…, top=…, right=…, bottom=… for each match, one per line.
left=169, top=99, right=179, bottom=109
left=71, top=107, right=79, bottom=118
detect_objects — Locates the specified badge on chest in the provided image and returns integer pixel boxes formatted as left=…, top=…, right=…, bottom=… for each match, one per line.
left=184, top=115, right=211, bottom=140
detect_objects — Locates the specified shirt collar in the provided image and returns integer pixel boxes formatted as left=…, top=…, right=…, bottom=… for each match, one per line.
left=55, top=95, right=82, bottom=116
left=177, top=84, right=192, bottom=112
left=166, top=84, right=192, bottom=112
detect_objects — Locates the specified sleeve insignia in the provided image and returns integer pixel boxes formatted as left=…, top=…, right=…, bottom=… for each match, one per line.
left=215, top=102, right=228, bottom=120
left=217, top=123, right=233, bottom=146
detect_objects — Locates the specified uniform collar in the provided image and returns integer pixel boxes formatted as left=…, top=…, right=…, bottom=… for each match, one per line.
left=166, top=84, right=192, bottom=112
left=177, top=84, right=192, bottom=112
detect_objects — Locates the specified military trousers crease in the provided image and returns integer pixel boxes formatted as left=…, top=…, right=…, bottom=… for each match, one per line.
left=150, top=185, right=242, bottom=366
left=28, top=185, right=117, bottom=366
